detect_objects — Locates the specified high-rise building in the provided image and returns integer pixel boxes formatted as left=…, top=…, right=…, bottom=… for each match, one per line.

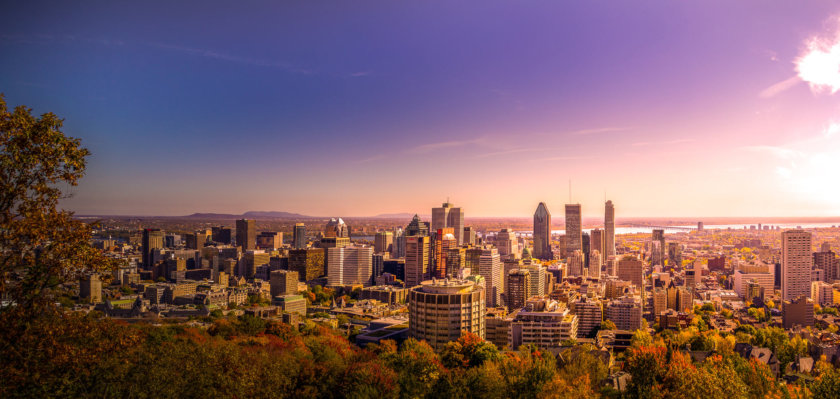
left=406, top=214, right=430, bottom=237
left=814, top=249, right=839, bottom=283
left=374, top=231, right=394, bottom=254
left=783, top=296, right=814, bottom=329
left=589, top=250, right=602, bottom=279
left=496, top=228, right=516, bottom=257
left=327, top=246, right=373, bottom=286
left=565, top=204, right=582, bottom=255
left=617, top=256, right=644, bottom=291
left=212, top=226, right=232, bottom=245
left=236, top=219, right=256, bottom=250
left=510, top=299, right=578, bottom=350
left=533, top=202, right=552, bottom=261
left=525, top=263, right=547, bottom=298
left=606, top=296, right=643, bottom=331
left=243, top=250, right=270, bottom=279
left=573, top=296, right=603, bottom=338
left=408, top=278, right=485, bottom=350
left=650, top=229, right=665, bottom=266
left=604, top=200, right=615, bottom=260
left=590, top=229, right=604, bottom=263
left=288, top=249, right=325, bottom=281
left=256, top=231, right=283, bottom=250
left=506, top=269, right=531, bottom=310
left=292, top=223, right=306, bottom=249
left=568, top=250, right=586, bottom=277
left=405, top=236, right=430, bottom=287
left=79, top=274, right=102, bottom=303
left=781, top=230, right=812, bottom=301
left=479, top=248, right=503, bottom=307
left=668, top=242, right=682, bottom=267
left=391, top=227, right=406, bottom=258
left=142, top=228, right=164, bottom=268
left=185, top=231, right=208, bottom=250
left=432, top=201, right=464, bottom=245
left=270, top=270, right=299, bottom=297
left=324, top=217, right=349, bottom=238
left=463, top=227, right=476, bottom=246
left=433, top=228, right=456, bottom=278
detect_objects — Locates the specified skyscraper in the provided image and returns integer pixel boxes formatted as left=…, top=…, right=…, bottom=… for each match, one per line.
left=327, top=246, right=373, bottom=286
left=478, top=248, right=503, bottom=307
left=408, top=278, right=485, bottom=350
left=405, top=235, right=430, bottom=287
left=617, top=256, right=644, bottom=291
left=292, top=223, right=306, bottom=249
left=506, top=269, right=531, bottom=310
left=781, top=230, right=813, bottom=301
left=533, top=202, right=552, bottom=260
left=256, top=231, right=282, bottom=250
left=496, top=228, right=516, bottom=257
left=433, top=228, right=456, bottom=278
left=391, top=227, right=406, bottom=258
left=324, top=217, right=349, bottom=238
left=604, top=200, right=615, bottom=260
left=650, top=229, right=665, bottom=266
left=565, top=204, right=582, bottom=255
left=590, top=229, right=604, bottom=262
left=374, top=231, right=394, bottom=254
left=142, top=228, right=164, bottom=268
left=432, top=201, right=465, bottom=245
left=236, top=219, right=256, bottom=250
left=406, top=214, right=430, bottom=237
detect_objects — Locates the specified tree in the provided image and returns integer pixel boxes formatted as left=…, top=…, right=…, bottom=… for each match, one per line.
left=0, top=95, right=117, bottom=320
left=600, top=320, right=617, bottom=330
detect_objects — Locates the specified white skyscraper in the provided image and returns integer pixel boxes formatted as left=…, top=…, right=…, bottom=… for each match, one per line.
left=781, top=230, right=812, bottom=301
left=327, top=246, right=373, bottom=286
left=479, top=248, right=503, bottom=307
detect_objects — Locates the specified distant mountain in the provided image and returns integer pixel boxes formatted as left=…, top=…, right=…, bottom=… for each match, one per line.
left=184, top=211, right=316, bottom=219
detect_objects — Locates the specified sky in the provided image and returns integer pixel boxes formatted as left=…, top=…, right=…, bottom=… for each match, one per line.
left=2, top=1, right=840, bottom=218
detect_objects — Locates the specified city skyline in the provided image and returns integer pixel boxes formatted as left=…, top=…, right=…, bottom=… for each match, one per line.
left=3, top=2, right=840, bottom=217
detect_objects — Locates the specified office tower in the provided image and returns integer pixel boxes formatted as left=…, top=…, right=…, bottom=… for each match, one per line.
left=604, top=200, right=615, bottom=260
left=408, top=278, right=485, bottom=350
left=371, top=253, right=385, bottom=284
left=274, top=294, right=307, bottom=316
left=697, top=221, right=704, bottom=231
left=236, top=219, right=256, bottom=250
left=525, top=263, right=547, bottom=297
left=433, top=228, right=456, bottom=278
left=391, top=227, right=406, bottom=258
left=405, top=214, right=430, bottom=237
left=383, top=258, right=406, bottom=282
left=606, top=296, right=643, bottom=331
left=374, top=231, right=394, bottom=254
left=652, top=288, right=667, bottom=317
left=288, top=249, right=325, bottom=281
left=185, top=231, right=207, bottom=250
left=244, top=250, right=271, bottom=279
left=496, top=228, right=516, bottom=257
left=432, top=201, right=465, bottom=245
left=270, top=270, right=299, bottom=297
left=79, top=274, right=102, bottom=303
left=293, top=223, right=306, bottom=249
left=590, top=229, right=604, bottom=263
left=463, top=227, right=476, bottom=246
left=447, top=247, right=467, bottom=274
left=506, top=269, right=531, bottom=310
left=568, top=250, right=586, bottom=277
left=565, top=204, right=582, bottom=255
left=142, top=228, right=164, bottom=268
left=324, top=217, right=349, bottom=238
left=478, top=248, right=503, bottom=307
left=533, top=202, right=552, bottom=261
left=510, top=299, right=578, bottom=350
left=617, top=257, right=644, bottom=290
left=783, top=296, right=814, bottom=329
left=814, top=249, right=839, bottom=283
left=781, top=230, right=812, bottom=301
left=327, top=246, right=373, bottom=286
left=650, top=229, right=665, bottom=266
left=212, top=226, right=233, bottom=245
left=582, top=232, right=590, bottom=271
left=573, top=296, right=603, bottom=338
left=405, top=236, right=431, bottom=287
left=665, top=282, right=692, bottom=312
left=668, top=242, right=682, bottom=267
left=732, top=262, right=774, bottom=299
left=256, top=231, right=283, bottom=250
left=589, top=250, right=602, bottom=279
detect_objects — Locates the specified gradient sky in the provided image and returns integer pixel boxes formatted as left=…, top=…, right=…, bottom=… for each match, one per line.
left=3, top=1, right=840, bottom=217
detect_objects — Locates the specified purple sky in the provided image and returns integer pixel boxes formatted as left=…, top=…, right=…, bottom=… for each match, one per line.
left=2, top=1, right=840, bottom=217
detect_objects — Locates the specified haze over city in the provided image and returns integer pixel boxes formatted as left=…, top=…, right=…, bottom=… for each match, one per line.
left=3, top=1, right=840, bottom=217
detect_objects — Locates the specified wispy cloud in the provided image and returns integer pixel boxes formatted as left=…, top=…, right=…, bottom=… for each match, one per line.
left=531, top=156, right=591, bottom=162
left=744, top=145, right=803, bottom=159
left=631, top=138, right=693, bottom=147
left=759, top=75, right=801, bottom=98
left=408, top=137, right=486, bottom=154
left=570, top=127, right=631, bottom=136
left=152, top=43, right=314, bottom=74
